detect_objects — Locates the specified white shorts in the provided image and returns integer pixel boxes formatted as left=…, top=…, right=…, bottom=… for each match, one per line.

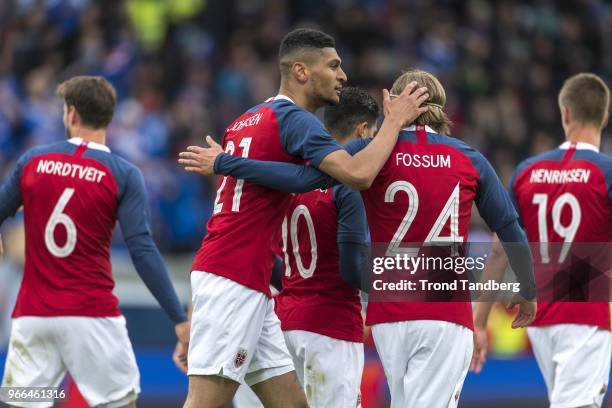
left=283, top=330, right=364, bottom=408
left=188, top=271, right=294, bottom=385
left=372, top=320, right=472, bottom=408
left=527, top=324, right=611, bottom=408
left=1, top=316, right=140, bottom=408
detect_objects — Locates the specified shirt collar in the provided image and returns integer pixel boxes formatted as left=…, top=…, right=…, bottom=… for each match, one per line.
left=559, top=141, right=599, bottom=152
left=402, top=124, right=437, bottom=133
left=271, top=94, right=295, bottom=104
left=68, top=137, right=111, bottom=153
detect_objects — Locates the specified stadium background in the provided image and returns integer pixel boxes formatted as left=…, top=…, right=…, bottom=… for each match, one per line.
left=0, top=0, right=610, bottom=406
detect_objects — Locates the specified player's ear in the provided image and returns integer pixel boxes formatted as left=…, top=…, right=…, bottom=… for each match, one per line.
left=291, top=61, right=309, bottom=84
left=561, top=105, right=571, bottom=127
left=602, top=110, right=609, bottom=128
left=356, top=121, right=369, bottom=138
left=70, top=106, right=82, bottom=126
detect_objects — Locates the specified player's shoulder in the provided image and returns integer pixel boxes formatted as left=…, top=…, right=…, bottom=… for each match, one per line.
left=426, top=131, right=482, bottom=157
left=426, top=131, right=490, bottom=169
left=265, top=97, right=321, bottom=126
left=516, top=149, right=565, bottom=175
left=106, top=151, right=143, bottom=183
left=19, top=140, right=74, bottom=163
left=574, top=149, right=612, bottom=172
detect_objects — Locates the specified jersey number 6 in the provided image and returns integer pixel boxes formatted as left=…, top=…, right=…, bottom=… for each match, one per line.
left=44, top=187, right=77, bottom=258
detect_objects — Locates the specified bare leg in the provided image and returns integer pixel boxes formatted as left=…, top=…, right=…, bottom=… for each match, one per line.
left=183, top=375, right=240, bottom=408
left=250, top=371, right=308, bottom=408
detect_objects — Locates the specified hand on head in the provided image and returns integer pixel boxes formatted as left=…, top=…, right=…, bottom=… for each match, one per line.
left=382, top=81, right=429, bottom=125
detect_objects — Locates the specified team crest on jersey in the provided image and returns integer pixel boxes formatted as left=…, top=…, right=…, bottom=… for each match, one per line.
left=234, top=348, right=248, bottom=368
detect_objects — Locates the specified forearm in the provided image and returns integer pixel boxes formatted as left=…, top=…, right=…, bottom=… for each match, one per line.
left=126, top=234, right=188, bottom=323
left=215, top=153, right=335, bottom=193
left=319, top=117, right=402, bottom=190
left=473, top=301, right=495, bottom=329
left=496, top=220, right=536, bottom=300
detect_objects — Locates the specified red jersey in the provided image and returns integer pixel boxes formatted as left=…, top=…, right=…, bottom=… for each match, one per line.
left=359, top=126, right=518, bottom=330
left=510, top=141, right=612, bottom=330
left=275, top=186, right=366, bottom=343
left=0, top=138, right=167, bottom=318
left=191, top=96, right=343, bottom=296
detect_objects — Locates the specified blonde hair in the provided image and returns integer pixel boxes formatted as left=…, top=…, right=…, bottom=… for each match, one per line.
left=558, top=73, right=610, bottom=127
left=391, top=69, right=452, bottom=135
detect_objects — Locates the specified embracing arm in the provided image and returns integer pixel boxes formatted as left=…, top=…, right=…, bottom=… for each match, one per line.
left=215, top=153, right=334, bottom=193
left=213, top=137, right=371, bottom=193
left=178, top=84, right=428, bottom=191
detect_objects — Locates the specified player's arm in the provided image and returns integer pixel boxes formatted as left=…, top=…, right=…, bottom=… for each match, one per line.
left=212, top=138, right=371, bottom=193
left=270, top=255, right=284, bottom=291
left=0, top=153, right=30, bottom=257
left=470, top=234, right=509, bottom=374
left=0, top=154, right=28, bottom=226
left=316, top=85, right=427, bottom=189
left=473, top=153, right=536, bottom=302
left=178, top=83, right=428, bottom=190
left=335, top=186, right=371, bottom=292
left=118, top=167, right=189, bottom=345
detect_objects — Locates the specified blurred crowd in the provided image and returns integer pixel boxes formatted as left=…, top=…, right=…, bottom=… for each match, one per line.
left=0, top=0, right=611, bottom=251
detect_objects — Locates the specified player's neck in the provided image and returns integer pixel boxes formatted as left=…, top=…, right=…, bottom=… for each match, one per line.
left=70, top=127, right=107, bottom=146
left=278, top=85, right=319, bottom=113
left=565, top=123, right=601, bottom=149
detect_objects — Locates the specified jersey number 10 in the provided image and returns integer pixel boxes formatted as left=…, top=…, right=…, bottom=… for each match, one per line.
left=282, top=205, right=317, bottom=279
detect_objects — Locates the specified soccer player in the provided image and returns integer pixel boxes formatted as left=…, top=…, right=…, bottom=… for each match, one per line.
left=275, top=86, right=377, bottom=407
left=0, top=76, right=189, bottom=408
left=472, top=73, right=611, bottom=408
left=176, top=29, right=428, bottom=407
left=194, top=69, right=537, bottom=407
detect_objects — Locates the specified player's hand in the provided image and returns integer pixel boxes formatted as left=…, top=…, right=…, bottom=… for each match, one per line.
left=506, top=294, right=537, bottom=329
left=382, top=82, right=429, bottom=126
left=469, top=326, right=488, bottom=374
left=0, top=234, right=3, bottom=257
left=172, top=340, right=188, bottom=374
left=178, top=136, right=223, bottom=176
left=175, top=320, right=190, bottom=348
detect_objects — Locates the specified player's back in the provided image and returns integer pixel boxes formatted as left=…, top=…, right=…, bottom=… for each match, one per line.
left=510, top=142, right=612, bottom=329
left=13, top=138, right=142, bottom=318
left=275, top=187, right=363, bottom=343
left=192, top=98, right=309, bottom=296
left=362, top=125, right=514, bottom=329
